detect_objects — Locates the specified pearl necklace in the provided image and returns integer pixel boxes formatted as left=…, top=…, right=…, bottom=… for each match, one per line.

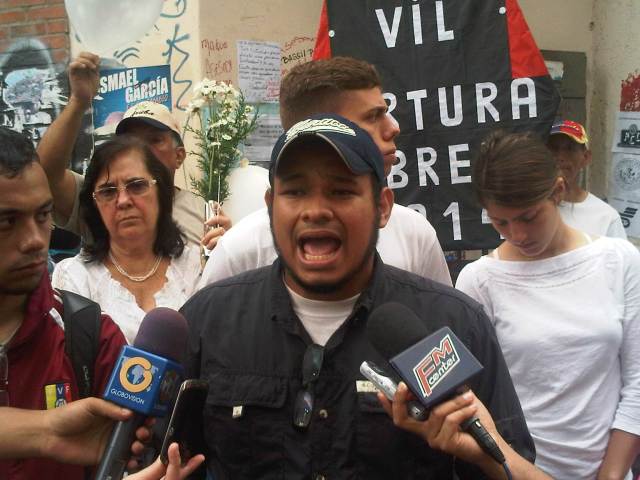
left=108, top=251, right=162, bottom=282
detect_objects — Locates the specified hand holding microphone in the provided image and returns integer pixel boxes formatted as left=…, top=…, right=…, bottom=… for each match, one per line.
left=366, top=303, right=507, bottom=470
left=95, top=307, right=189, bottom=480
left=379, top=382, right=501, bottom=466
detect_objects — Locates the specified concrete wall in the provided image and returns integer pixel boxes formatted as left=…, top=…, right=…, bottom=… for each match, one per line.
left=198, top=0, right=323, bottom=86
left=518, top=0, right=594, bottom=53
left=589, top=1, right=640, bottom=198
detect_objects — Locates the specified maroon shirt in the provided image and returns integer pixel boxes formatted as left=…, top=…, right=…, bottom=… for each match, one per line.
left=0, top=272, right=127, bottom=480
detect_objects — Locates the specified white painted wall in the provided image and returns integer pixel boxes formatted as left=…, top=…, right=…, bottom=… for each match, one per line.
left=518, top=0, right=594, bottom=53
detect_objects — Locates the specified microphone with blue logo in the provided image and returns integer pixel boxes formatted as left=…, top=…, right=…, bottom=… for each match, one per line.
left=95, top=307, right=188, bottom=480
left=366, top=302, right=506, bottom=467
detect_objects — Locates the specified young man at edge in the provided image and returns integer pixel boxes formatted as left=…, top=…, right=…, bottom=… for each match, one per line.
left=0, top=127, right=126, bottom=479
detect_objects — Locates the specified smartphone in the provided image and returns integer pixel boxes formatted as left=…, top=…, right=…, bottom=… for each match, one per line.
left=359, top=360, right=428, bottom=421
left=160, top=379, right=209, bottom=465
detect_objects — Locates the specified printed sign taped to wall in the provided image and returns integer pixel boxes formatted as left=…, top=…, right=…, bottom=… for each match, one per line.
left=93, top=65, right=172, bottom=136
left=610, top=111, right=640, bottom=239
left=315, top=0, right=560, bottom=250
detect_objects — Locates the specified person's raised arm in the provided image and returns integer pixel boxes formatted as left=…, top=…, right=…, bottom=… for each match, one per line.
left=37, top=52, right=99, bottom=222
left=379, top=384, right=552, bottom=480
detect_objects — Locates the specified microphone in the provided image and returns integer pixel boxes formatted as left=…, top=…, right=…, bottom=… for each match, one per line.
left=366, top=302, right=506, bottom=465
left=94, top=307, right=188, bottom=480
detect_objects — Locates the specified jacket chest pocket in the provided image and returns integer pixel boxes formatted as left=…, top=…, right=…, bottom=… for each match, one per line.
left=204, top=371, right=288, bottom=479
left=356, top=392, right=397, bottom=465
left=355, top=392, right=449, bottom=479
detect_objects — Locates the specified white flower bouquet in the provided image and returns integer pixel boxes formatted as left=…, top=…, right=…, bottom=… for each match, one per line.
left=184, top=79, right=258, bottom=203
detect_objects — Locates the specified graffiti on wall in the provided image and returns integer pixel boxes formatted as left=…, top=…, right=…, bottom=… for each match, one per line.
left=281, top=35, right=315, bottom=78
left=160, top=0, right=187, bottom=19
left=162, top=23, right=192, bottom=111
left=0, top=38, right=65, bottom=143
left=160, top=0, right=191, bottom=111
left=110, top=0, right=192, bottom=111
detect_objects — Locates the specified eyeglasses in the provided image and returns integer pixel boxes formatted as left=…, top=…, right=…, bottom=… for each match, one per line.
left=0, top=345, right=9, bottom=407
left=293, top=343, right=324, bottom=429
left=92, top=178, right=157, bottom=203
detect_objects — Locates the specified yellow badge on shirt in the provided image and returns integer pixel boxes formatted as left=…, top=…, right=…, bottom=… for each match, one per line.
left=44, top=382, right=72, bottom=409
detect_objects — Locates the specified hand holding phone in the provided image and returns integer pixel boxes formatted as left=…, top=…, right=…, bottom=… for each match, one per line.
left=160, top=379, right=209, bottom=466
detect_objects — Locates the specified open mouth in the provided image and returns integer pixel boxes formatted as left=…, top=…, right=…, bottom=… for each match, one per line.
left=298, top=233, right=342, bottom=262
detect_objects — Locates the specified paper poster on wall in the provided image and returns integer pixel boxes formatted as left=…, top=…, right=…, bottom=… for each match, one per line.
left=237, top=40, right=280, bottom=104
left=93, top=65, right=172, bottom=136
left=609, top=111, right=640, bottom=238
left=244, top=109, right=284, bottom=164
left=281, top=35, right=315, bottom=78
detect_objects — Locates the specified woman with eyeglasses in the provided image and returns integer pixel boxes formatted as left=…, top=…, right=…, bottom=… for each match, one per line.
left=455, top=130, right=640, bottom=479
left=52, top=136, right=201, bottom=343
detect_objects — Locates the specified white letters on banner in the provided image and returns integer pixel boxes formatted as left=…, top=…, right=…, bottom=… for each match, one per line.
left=393, top=79, right=538, bottom=131
left=376, top=2, right=454, bottom=48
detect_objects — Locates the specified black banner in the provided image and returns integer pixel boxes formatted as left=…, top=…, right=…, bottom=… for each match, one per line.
left=324, top=0, right=560, bottom=250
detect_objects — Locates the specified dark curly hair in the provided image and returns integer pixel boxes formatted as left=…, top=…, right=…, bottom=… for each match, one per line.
left=79, top=135, right=185, bottom=262
left=0, top=127, right=38, bottom=177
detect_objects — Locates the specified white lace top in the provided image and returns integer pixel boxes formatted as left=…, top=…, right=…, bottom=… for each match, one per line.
left=52, top=245, right=201, bottom=343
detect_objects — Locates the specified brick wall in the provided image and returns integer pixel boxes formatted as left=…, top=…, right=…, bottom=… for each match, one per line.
left=0, top=0, right=69, bottom=65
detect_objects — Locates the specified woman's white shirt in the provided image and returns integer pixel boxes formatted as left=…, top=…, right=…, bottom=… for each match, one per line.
left=456, top=237, right=640, bottom=480
left=52, top=245, right=201, bottom=344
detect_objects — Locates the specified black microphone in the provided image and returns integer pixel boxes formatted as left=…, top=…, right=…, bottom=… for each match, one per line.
left=94, top=307, right=188, bottom=480
left=366, top=302, right=506, bottom=465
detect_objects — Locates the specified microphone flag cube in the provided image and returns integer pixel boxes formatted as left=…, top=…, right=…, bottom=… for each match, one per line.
left=103, top=345, right=184, bottom=416
left=389, top=327, right=483, bottom=409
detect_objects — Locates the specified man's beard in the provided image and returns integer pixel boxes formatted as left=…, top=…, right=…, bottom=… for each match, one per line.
left=269, top=208, right=380, bottom=296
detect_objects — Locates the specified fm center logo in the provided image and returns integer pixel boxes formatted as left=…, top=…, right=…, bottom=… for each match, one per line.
left=413, top=335, right=460, bottom=398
